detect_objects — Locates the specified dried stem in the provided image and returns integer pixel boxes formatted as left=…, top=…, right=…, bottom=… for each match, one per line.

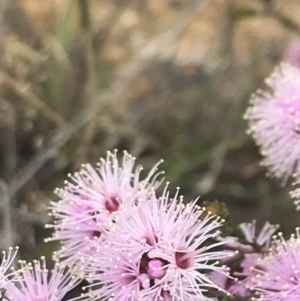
left=0, top=0, right=7, bottom=40
left=259, top=0, right=300, bottom=34
left=78, top=0, right=91, bottom=31
left=0, top=71, right=69, bottom=128
left=75, top=0, right=98, bottom=163
left=0, top=99, right=16, bottom=188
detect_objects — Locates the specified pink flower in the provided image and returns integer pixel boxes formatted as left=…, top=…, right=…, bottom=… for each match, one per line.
left=244, top=63, right=300, bottom=181
left=46, top=150, right=163, bottom=269
left=290, top=181, right=300, bottom=210
left=251, top=229, right=300, bottom=301
left=81, top=187, right=232, bottom=301
left=6, top=257, right=81, bottom=301
left=0, top=247, right=18, bottom=288
left=285, top=40, right=300, bottom=69
left=209, top=221, right=278, bottom=298
left=239, top=220, right=279, bottom=247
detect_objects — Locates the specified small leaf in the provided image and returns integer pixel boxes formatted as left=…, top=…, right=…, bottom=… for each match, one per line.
left=203, top=200, right=233, bottom=234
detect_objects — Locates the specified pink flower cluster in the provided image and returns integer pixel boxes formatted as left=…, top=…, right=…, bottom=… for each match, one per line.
left=0, top=249, right=80, bottom=301
left=81, top=188, right=232, bottom=301
left=6, top=45, right=300, bottom=301
left=245, top=63, right=300, bottom=182
left=46, top=150, right=163, bottom=270
left=244, top=61, right=300, bottom=212
left=43, top=149, right=300, bottom=301
left=6, top=257, right=80, bottom=301
left=3, top=145, right=300, bottom=301
left=251, top=229, right=300, bottom=301
left=47, top=151, right=233, bottom=300
left=243, top=58, right=300, bottom=300
left=210, top=221, right=279, bottom=298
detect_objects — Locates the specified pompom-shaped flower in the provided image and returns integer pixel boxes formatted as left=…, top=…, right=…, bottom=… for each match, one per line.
left=251, top=229, right=300, bottom=301
left=81, top=187, right=232, bottom=301
left=209, top=221, right=279, bottom=298
left=6, top=257, right=80, bottom=301
left=245, top=63, right=300, bottom=181
left=46, top=150, right=163, bottom=268
left=0, top=247, right=18, bottom=288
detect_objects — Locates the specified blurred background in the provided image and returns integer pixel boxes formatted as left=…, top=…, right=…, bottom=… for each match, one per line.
left=0, top=0, right=300, bottom=260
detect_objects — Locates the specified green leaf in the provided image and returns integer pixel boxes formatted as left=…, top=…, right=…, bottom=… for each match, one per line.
left=203, top=200, right=233, bottom=234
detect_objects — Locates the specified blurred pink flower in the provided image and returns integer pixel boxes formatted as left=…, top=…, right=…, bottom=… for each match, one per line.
left=239, top=220, right=279, bottom=247
left=7, top=258, right=80, bottom=301
left=251, top=229, right=300, bottom=301
left=81, top=187, right=232, bottom=301
left=285, top=40, right=300, bottom=69
left=46, top=150, right=163, bottom=271
left=209, top=221, right=278, bottom=298
left=245, top=63, right=300, bottom=181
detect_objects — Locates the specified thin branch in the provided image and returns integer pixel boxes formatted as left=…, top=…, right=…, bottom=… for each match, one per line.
left=271, top=11, right=300, bottom=35
left=0, top=71, right=69, bottom=128
left=7, top=0, right=210, bottom=198
left=231, top=1, right=300, bottom=35
left=4, top=38, right=47, bottom=64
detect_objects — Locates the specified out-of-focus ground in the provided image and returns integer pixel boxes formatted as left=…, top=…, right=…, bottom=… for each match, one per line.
left=0, top=0, right=300, bottom=259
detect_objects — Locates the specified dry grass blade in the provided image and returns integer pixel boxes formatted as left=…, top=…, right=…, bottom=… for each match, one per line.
left=0, top=180, right=13, bottom=250
left=0, top=0, right=7, bottom=35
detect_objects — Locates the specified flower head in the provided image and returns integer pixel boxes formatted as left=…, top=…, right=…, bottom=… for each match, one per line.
left=244, top=63, right=300, bottom=181
left=6, top=257, right=80, bottom=301
left=251, top=229, right=300, bottom=301
left=82, top=186, right=232, bottom=301
left=46, top=150, right=163, bottom=269
left=209, top=221, right=279, bottom=298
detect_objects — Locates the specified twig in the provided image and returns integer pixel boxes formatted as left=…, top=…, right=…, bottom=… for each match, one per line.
left=271, top=12, right=300, bottom=35
left=0, top=180, right=13, bottom=249
left=0, top=71, right=69, bottom=128
left=4, top=39, right=47, bottom=64
left=7, top=0, right=210, bottom=198
left=197, top=140, right=229, bottom=194
left=261, top=0, right=300, bottom=35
